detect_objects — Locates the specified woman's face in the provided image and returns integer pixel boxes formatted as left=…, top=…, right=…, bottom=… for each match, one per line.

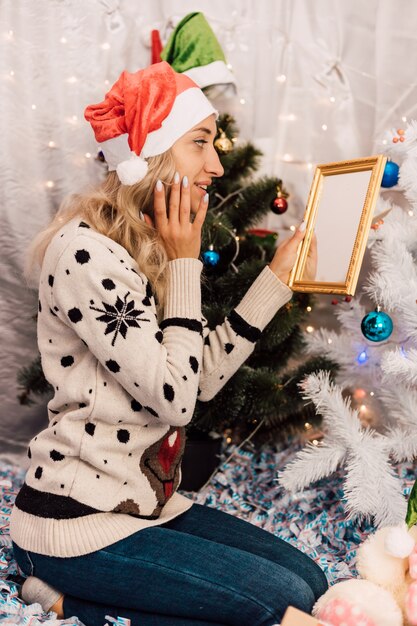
left=171, top=114, right=224, bottom=213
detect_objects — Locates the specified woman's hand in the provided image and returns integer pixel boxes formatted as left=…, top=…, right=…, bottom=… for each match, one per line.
left=269, top=223, right=317, bottom=284
left=142, top=173, right=209, bottom=260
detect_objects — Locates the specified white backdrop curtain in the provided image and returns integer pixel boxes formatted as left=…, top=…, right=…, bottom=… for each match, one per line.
left=1, top=0, right=416, bottom=464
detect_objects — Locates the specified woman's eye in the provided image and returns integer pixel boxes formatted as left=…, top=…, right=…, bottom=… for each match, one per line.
left=194, top=139, right=208, bottom=147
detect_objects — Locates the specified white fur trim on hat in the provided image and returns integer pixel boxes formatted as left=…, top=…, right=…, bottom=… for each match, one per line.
left=183, top=60, right=236, bottom=89
left=100, top=134, right=132, bottom=172
left=116, top=154, right=148, bottom=185
left=141, top=87, right=218, bottom=158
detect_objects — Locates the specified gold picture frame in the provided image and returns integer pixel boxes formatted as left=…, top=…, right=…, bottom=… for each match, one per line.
left=288, top=155, right=387, bottom=295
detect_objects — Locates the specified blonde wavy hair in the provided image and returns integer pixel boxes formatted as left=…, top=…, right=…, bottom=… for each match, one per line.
left=26, top=151, right=176, bottom=310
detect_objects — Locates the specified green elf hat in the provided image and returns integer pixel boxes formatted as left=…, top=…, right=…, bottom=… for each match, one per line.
left=161, top=12, right=236, bottom=90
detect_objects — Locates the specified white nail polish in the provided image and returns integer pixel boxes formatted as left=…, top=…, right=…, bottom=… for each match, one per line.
left=299, top=221, right=306, bottom=232
left=174, top=172, right=180, bottom=184
left=156, top=180, right=163, bottom=191
left=182, top=175, right=188, bottom=188
left=203, top=193, right=209, bottom=203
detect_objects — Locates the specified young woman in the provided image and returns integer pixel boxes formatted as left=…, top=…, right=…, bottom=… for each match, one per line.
left=10, top=61, right=323, bottom=626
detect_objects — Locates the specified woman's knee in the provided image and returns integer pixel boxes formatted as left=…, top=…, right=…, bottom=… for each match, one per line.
left=281, top=572, right=316, bottom=615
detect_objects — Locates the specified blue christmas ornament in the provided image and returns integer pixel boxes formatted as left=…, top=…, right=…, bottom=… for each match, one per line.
left=202, top=245, right=220, bottom=267
left=381, top=160, right=399, bottom=188
left=361, top=308, right=393, bottom=342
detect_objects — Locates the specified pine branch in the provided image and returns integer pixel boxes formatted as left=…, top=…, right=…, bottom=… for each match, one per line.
left=224, top=177, right=282, bottom=233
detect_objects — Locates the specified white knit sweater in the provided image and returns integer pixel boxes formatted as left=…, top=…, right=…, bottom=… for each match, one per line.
left=10, top=217, right=293, bottom=557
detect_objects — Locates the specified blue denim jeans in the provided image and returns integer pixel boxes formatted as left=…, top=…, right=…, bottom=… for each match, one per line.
left=12, top=503, right=327, bottom=626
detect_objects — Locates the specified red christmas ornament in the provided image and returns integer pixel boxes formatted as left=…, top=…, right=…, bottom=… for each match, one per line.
left=271, top=184, right=289, bottom=214
left=271, top=197, right=288, bottom=214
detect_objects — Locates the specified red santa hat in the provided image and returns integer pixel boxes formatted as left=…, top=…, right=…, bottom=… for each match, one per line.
left=84, top=61, right=217, bottom=185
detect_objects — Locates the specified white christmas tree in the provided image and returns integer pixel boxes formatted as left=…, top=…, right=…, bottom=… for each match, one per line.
left=280, top=122, right=417, bottom=527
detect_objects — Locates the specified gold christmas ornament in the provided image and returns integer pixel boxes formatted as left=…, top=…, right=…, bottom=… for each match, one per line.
left=214, top=129, right=234, bottom=154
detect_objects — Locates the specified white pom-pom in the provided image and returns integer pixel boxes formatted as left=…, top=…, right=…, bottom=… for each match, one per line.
left=384, top=523, right=416, bottom=558
left=116, top=155, right=148, bottom=186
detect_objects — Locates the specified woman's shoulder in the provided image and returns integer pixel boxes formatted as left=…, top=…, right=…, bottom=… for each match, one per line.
left=45, top=217, right=136, bottom=269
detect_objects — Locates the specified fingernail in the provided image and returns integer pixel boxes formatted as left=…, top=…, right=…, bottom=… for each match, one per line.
left=203, top=193, right=209, bottom=204
left=182, top=175, right=188, bottom=188
left=156, top=180, right=163, bottom=191
left=299, top=221, right=306, bottom=232
left=174, top=171, right=180, bottom=184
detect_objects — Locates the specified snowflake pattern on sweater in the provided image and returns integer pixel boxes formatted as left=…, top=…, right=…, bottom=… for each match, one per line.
left=10, top=218, right=293, bottom=557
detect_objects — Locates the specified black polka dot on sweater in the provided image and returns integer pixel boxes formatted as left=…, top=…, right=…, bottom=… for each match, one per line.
left=225, top=343, right=235, bottom=354
left=79, top=221, right=90, bottom=229
left=38, top=300, right=42, bottom=313
left=134, top=382, right=139, bottom=387
left=89, top=389, right=92, bottom=394
left=220, top=375, right=224, bottom=380
left=50, top=449, right=65, bottom=461
left=51, top=421, right=58, bottom=426
left=50, top=308, right=57, bottom=317
left=104, top=459, right=107, bottom=464
left=145, top=406, right=159, bottom=418
left=102, top=278, right=116, bottom=291
left=68, top=307, right=83, bottom=323
left=117, top=429, right=130, bottom=443
left=75, top=249, right=90, bottom=264
left=131, top=399, right=142, bottom=412
left=35, top=466, right=43, bottom=479
left=61, top=484, right=65, bottom=488
left=204, top=335, right=210, bottom=346
left=183, top=375, right=188, bottom=381
left=48, top=275, right=54, bottom=287
left=96, top=474, right=100, bottom=479
left=61, top=355, right=74, bottom=367
left=79, top=403, right=86, bottom=408
left=128, top=452, right=132, bottom=457
left=163, top=383, right=175, bottom=402
left=54, top=306, right=59, bottom=312
left=27, top=447, right=31, bottom=458
left=103, top=382, right=107, bottom=387
left=85, top=422, right=96, bottom=436
left=65, top=269, right=70, bottom=275
left=106, top=359, right=120, bottom=373
left=181, top=408, right=186, bottom=414
left=155, top=331, right=163, bottom=343
left=49, top=339, right=52, bottom=343
left=189, top=356, right=198, bottom=373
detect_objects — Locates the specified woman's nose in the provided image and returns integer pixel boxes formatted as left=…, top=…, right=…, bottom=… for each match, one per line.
left=206, top=145, right=224, bottom=177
